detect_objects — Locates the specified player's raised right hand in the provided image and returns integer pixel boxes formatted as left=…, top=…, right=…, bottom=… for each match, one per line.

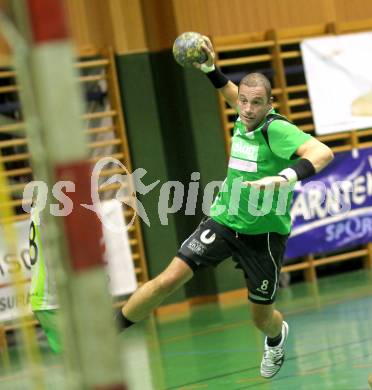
left=193, top=35, right=215, bottom=72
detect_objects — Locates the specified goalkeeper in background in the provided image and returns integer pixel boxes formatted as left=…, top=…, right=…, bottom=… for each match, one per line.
left=29, top=206, right=61, bottom=354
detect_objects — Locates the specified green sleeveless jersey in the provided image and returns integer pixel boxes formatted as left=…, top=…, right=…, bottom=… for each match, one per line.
left=29, top=208, right=58, bottom=311
left=211, top=109, right=312, bottom=234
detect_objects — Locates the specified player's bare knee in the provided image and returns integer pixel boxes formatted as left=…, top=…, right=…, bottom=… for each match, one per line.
left=151, top=258, right=193, bottom=297
left=154, top=273, right=181, bottom=296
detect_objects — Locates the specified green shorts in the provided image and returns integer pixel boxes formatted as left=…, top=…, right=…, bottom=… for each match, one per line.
left=34, top=309, right=62, bottom=354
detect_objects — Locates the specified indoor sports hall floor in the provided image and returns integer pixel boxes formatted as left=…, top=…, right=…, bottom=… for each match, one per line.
left=1, top=269, right=372, bottom=390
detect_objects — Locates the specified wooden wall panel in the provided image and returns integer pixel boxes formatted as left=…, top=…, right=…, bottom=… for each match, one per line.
left=61, top=0, right=372, bottom=54
left=0, top=0, right=12, bottom=66
left=334, top=0, right=372, bottom=22
left=172, top=0, right=344, bottom=37
left=2, top=0, right=372, bottom=60
left=65, top=0, right=90, bottom=53
left=108, top=0, right=147, bottom=53
left=65, top=0, right=112, bottom=55
left=65, top=0, right=147, bottom=55
left=140, top=0, right=177, bottom=52
left=0, top=35, right=11, bottom=67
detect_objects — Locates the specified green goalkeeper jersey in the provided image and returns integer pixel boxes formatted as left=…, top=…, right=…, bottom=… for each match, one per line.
left=29, top=208, right=58, bottom=311
left=211, top=109, right=311, bottom=234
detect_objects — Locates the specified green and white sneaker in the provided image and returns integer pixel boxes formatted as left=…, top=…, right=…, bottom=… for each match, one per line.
left=260, top=321, right=289, bottom=378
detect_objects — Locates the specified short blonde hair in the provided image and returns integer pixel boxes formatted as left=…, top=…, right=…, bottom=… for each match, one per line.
left=239, top=73, right=272, bottom=101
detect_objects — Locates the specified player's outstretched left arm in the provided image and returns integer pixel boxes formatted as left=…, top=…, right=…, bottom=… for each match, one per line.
left=293, top=138, right=333, bottom=173
left=244, top=139, right=334, bottom=188
left=193, top=36, right=238, bottom=110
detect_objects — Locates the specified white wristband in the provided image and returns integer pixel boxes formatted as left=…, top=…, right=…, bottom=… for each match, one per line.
left=278, top=168, right=298, bottom=184
left=200, top=63, right=215, bottom=73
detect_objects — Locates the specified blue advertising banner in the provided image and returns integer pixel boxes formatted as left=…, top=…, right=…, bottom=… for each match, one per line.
left=285, top=148, right=372, bottom=259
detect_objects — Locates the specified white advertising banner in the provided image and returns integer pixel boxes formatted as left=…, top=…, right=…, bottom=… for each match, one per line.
left=0, top=199, right=137, bottom=322
left=101, top=200, right=138, bottom=296
left=301, top=32, right=372, bottom=135
left=0, top=220, right=31, bottom=322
